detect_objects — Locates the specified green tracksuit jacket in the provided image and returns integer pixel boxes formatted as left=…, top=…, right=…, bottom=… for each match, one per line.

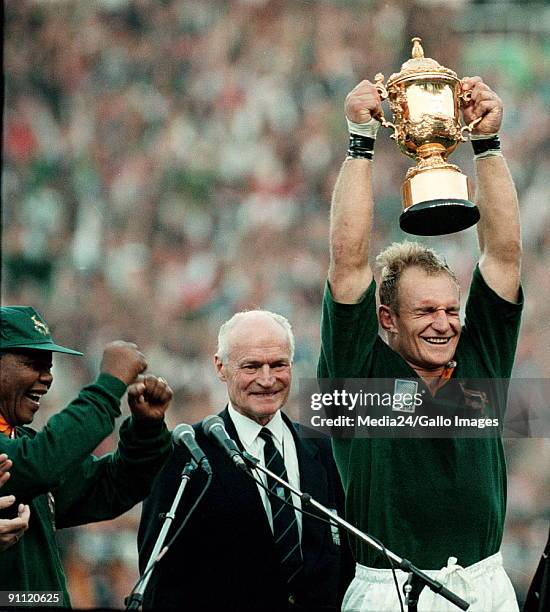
left=0, top=373, right=172, bottom=607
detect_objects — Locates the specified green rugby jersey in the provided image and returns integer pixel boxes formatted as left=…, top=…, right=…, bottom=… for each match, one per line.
left=318, top=265, right=523, bottom=569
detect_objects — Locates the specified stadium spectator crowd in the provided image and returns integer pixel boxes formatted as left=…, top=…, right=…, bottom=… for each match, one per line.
left=3, top=0, right=549, bottom=607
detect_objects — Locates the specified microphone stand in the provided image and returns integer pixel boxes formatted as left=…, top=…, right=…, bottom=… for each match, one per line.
left=125, top=460, right=198, bottom=611
left=240, top=452, right=469, bottom=612
left=403, top=572, right=424, bottom=612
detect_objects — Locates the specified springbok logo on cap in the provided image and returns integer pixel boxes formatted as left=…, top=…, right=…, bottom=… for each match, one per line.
left=31, top=315, right=50, bottom=336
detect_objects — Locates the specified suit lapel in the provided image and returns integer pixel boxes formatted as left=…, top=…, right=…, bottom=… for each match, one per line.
left=218, top=408, right=331, bottom=573
left=220, top=407, right=245, bottom=451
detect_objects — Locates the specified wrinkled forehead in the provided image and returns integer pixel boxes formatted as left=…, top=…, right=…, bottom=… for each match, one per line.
left=226, top=315, right=291, bottom=360
left=397, top=268, right=460, bottom=307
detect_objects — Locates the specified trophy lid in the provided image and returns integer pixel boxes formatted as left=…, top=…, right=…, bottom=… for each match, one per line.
left=387, top=38, right=458, bottom=87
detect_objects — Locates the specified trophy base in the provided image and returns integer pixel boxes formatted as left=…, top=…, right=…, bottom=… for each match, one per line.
left=400, top=199, right=480, bottom=236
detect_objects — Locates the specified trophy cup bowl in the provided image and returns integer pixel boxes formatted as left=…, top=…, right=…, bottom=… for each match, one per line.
left=375, top=38, right=481, bottom=236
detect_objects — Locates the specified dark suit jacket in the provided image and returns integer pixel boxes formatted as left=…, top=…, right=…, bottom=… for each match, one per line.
left=138, top=408, right=354, bottom=611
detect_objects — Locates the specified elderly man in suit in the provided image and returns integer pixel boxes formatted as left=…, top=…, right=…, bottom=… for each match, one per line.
left=138, top=310, right=353, bottom=611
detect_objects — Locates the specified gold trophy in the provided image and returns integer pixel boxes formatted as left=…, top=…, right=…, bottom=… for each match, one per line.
left=375, top=38, right=482, bottom=235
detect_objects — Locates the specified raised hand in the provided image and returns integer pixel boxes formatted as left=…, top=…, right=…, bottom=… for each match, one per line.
left=100, top=341, right=148, bottom=386
left=461, top=77, right=503, bottom=135
left=345, top=80, right=383, bottom=125
left=127, top=375, right=173, bottom=422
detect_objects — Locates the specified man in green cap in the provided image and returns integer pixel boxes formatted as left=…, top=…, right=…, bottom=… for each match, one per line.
left=0, top=306, right=173, bottom=606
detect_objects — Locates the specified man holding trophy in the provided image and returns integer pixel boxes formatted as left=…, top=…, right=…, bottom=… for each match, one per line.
left=318, top=40, right=522, bottom=610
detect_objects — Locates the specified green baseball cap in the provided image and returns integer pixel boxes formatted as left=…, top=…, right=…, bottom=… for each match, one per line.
left=0, top=306, right=83, bottom=355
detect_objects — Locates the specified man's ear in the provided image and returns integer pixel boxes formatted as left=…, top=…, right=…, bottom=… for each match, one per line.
left=214, top=355, right=227, bottom=382
left=378, top=305, right=398, bottom=334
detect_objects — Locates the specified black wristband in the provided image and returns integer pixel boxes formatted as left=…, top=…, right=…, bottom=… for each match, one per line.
left=347, top=133, right=375, bottom=160
left=471, top=135, right=501, bottom=156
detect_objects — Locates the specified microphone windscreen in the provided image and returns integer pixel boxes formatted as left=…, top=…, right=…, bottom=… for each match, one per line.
left=172, top=423, right=195, bottom=444
left=201, top=415, right=224, bottom=436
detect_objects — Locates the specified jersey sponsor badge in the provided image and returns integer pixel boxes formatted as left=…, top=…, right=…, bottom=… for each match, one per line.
left=392, top=379, right=418, bottom=413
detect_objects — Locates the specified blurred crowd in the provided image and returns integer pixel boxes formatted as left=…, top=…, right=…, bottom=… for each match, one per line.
left=3, top=0, right=549, bottom=607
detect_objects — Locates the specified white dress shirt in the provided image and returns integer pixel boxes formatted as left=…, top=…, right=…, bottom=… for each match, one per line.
left=228, top=404, right=302, bottom=539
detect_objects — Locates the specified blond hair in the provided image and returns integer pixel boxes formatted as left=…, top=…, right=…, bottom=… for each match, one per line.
left=376, top=241, right=457, bottom=311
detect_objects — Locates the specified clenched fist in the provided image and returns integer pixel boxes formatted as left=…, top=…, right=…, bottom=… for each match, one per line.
left=100, top=341, right=147, bottom=386
left=127, top=375, right=172, bottom=422
left=345, top=80, right=383, bottom=125
left=461, top=77, right=503, bottom=135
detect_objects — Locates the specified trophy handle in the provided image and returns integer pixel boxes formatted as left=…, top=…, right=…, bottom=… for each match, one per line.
left=373, top=73, right=399, bottom=139
left=460, top=116, right=483, bottom=141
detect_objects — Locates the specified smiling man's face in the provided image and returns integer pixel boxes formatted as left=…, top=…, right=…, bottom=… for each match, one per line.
left=380, top=266, right=461, bottom=376
left=215, top=314, right=292, bottom=426
left=0, top=350, right=53, bottom=426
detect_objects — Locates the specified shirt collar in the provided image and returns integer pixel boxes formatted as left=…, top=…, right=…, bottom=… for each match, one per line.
left=0, top=414, right=15, bottom=438
left=228, top=403, right=284, bottom=446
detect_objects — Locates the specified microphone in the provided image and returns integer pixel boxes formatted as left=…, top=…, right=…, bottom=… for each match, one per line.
left=172, top=424, right=212, bottom=475
left=201, top=415, right=248, bottom=472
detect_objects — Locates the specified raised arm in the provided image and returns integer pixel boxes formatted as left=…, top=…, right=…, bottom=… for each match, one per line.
left=462, top=77, right=522, bottom=302
left=0, top=342, right=148, bottom=499
left=328, top=80, right=383, bottom=304
left=53, top=375, right=172, bottom=528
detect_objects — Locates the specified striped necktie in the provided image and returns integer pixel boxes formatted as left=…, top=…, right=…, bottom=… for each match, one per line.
left=259, top=427, right=303, bottom=585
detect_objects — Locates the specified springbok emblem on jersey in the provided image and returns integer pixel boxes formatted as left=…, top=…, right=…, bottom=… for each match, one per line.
left=31, top=315, right=50, bottom=336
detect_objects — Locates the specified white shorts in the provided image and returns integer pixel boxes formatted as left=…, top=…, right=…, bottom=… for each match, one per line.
left=342, top=552, right=519, bottom=612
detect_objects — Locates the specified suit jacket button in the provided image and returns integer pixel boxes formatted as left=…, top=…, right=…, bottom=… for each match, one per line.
left=288, top=594, right=296, bottom=605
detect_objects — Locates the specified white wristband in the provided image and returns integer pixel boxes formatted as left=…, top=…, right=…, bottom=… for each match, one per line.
left=346, top=117, right=380, bottom=139
left=470, top=132, right=499, bottom=140
left=474, top=149, right=504, bottom=160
